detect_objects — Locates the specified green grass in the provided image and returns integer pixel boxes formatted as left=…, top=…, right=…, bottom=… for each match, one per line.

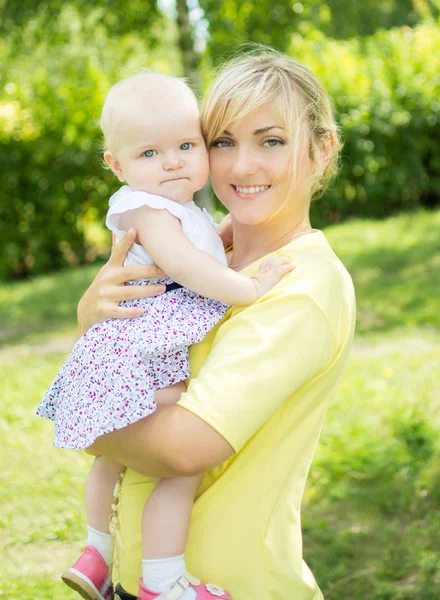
left=325, top=208, right=440, bottom=335
left=1, top=208, right=439, bottom=599
left=0, top=263, right=104, bottom=346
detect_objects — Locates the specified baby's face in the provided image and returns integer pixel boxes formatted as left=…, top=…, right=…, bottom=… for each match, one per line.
left=109, top=97, right=209, bottom=204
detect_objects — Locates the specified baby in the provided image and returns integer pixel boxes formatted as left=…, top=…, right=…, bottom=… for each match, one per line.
left=37, top=72, right=292, bottom=600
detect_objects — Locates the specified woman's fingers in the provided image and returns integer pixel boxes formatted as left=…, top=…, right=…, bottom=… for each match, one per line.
left=98, top=262, right=165, bottom=286
left=100, top=303, right=146, bottom=320
left=107, top=229, right=137, bottom=267
left=115, top=263, right=165, bottom=284
left=217, top=213, right=233, bottom=249
left=105, top=283, right=166, bottom=303
left=77, top=230, right=168, bottom=330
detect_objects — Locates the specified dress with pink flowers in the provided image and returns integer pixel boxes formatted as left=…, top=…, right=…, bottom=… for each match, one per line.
left=36, top=186, right=228, bottom=450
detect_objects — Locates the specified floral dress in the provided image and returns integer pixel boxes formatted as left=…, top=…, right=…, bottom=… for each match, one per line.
left=36, top=187, right=228, bottom=450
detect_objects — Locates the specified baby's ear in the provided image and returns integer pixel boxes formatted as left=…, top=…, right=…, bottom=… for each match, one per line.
left=104, top=151, right=125, bottom=182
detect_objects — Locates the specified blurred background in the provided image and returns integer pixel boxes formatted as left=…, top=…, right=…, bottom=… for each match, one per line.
left=1, top=1, right=439, bottom=599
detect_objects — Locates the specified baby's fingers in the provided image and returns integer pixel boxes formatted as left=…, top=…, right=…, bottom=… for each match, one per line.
left=277, top=263, right=295, bottom=276
left=259, top=256, right=293, bottom=273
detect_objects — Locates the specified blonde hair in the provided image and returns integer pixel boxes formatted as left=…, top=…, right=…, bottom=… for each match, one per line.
left=201, top=49, right=341, bottom=199
left=100, top=70, right=196, bottom=153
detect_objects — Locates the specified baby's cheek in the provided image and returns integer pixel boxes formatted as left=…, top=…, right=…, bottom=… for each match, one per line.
left=196, top=151, right=210, bottom=184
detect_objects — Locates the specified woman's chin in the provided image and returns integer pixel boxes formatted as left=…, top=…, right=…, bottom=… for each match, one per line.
left=231, top=210, right=271, bottom=227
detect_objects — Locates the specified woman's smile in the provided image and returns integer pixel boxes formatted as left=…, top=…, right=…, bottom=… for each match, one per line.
left=232, top=184, right=271, bottom=198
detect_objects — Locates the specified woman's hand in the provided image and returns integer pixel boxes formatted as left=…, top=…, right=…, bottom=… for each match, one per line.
left=217, top=213, right=233, bottom=250
left=77, top=229, right=166, bottom=335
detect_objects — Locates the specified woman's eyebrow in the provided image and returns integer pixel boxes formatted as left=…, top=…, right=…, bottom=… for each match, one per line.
left=221, top=125, right=284, bottom=137
left=254, top=126, right=284, bottom=135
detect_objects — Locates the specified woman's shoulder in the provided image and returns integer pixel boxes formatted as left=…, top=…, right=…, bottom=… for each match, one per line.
left=279, top=231, right=353, bottom=289
left=275, top=231, right=356, bottom=331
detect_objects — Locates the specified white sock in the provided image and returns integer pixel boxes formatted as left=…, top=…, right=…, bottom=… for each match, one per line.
left=87, top=525, right=114, bottom=566
left=141, top=555, right=196, bottom=600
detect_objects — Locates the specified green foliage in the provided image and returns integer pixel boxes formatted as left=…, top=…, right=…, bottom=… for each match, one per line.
left=312, top=0, right=427, bottom=39
left=0, top=0, right=162, bottom=41
left=294, top=24, right=440, bottom=225
left=1, top=5, right=440, bottom=280
left=199, top=0, right=428, bottom=61
left=0, top=4, right=180, bottom=280
left=199, top=0, right=301, bottom=60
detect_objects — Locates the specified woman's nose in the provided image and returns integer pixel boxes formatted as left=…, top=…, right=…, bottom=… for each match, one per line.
left=231, top=147, right=258, bottom=178
left=163, top=152, right=184, bottom=170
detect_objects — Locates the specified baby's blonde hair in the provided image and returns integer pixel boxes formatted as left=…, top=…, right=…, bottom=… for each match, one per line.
left=100, top=70, right=196, bottom=153
left=201, top=49, right=341, bottom=199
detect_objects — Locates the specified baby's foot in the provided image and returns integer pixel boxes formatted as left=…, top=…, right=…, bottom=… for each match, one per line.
left=137, top=572, right=232, bottom=599
left=62, top=546, right=113, bottom=600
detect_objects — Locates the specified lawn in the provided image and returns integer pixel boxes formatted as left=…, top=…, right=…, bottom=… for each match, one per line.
left=1, top=208, right=439, bottom=599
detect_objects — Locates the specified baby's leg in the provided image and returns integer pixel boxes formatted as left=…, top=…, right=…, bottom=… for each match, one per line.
left=155, top=381, right=186, bottom=406
left=84, top=456, right=124, bottom=566
left=142, top=474, right=202, bottom=558
left=85, top=455, right=124, bottom=533
left=141, top=383, right=201, bottom=595
left=62, top=457, right=123, bottom=597
left=141, top=475, right=203, bottom=599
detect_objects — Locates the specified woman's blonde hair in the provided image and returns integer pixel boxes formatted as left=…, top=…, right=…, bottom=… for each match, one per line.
left=201, top=49, right=342, bottom=199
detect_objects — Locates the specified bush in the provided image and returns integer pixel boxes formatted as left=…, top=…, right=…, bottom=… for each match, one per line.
left=0, top=5, right=180, bottom=279
left=289, top=23, right=440, bottom=225
left=1, top=17, right=439, bottom=279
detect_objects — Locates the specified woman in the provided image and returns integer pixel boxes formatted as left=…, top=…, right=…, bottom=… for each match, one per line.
left=79, top=51, right=356, bottom=600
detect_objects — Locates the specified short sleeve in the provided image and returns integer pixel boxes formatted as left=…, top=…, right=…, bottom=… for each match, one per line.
left=202, top=208, right=220, bottom=232
left=178, top=289, right=336, bottom=452
left=106, top=186, right=186, bottom=233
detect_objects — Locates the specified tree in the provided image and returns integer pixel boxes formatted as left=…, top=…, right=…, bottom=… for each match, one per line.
left=175, top=0, right=201, bottom=89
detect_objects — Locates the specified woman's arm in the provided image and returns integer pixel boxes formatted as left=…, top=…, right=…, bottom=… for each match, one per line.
left=77, top=229, right=166, bottom=335
left=87, top=282, right=335, bottom=477
left=88, top=402, right=234, bottom=478
left=122, top=206, right=293, bottom=306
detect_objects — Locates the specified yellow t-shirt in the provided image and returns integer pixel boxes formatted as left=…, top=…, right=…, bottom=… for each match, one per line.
left=113, top=231, right=356, bottom=599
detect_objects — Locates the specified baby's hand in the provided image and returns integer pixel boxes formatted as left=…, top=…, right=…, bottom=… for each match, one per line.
left=251, top=256, right=295, bottom=298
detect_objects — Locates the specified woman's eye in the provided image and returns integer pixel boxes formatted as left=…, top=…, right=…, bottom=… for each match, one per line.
left=180, top=142, right=193, bottom=151
left=143, top=149, right=157, bottom=158
left=212, top=139, right=233, bottom=148
left=264, top=138, right=285, bottom=147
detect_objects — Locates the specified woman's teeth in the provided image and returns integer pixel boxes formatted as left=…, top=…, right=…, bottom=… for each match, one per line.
left=235, top=185, right=270, bottom=194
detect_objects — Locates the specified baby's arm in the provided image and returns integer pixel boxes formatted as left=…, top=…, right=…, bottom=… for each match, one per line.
left=119, top=206, right=293, bottom=305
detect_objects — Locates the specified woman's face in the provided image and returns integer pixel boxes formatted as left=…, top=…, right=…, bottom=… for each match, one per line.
left=208, top=101, right=314, bottom=226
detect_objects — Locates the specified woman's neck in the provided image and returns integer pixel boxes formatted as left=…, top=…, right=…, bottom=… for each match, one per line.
left=229, top=212, right=313, bottom=270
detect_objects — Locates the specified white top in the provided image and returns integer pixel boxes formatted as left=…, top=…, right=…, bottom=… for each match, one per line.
left=105, top=186, right=228, bottom=267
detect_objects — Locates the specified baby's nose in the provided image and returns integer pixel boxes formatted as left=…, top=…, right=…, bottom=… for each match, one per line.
left=163, top=152, right=184, bottom=170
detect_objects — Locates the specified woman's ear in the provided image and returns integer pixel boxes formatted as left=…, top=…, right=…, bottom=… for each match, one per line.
left=104, top=151, right=126, bottom=182
left=318, top=131, right=336, bottom=175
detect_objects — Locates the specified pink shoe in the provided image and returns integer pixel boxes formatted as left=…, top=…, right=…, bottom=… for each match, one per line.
left=138, top=573, right=232, bottom=599
left=61, top=546, right=114, bottom=600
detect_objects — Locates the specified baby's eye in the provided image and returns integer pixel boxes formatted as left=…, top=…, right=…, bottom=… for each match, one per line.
left=263, top=138, right=285, bottom=147
left=212, top=139, right=233, bottom=148
left=143, top=149, right=157, bottom=158
left=180, top=142, right=193, bottom=151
